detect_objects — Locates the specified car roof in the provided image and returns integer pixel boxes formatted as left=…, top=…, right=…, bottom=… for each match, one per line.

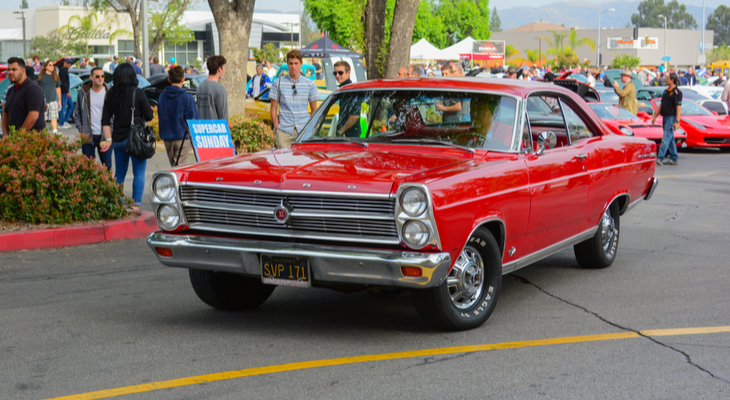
left=336, top=77, right=579, bottom=99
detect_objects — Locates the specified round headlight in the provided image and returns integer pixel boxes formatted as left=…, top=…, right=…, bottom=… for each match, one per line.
left=403, top=220, right=430, bottom=248
left=158, top=205, right=181, bottom=230
left=154, top=175, right=176, bottom=201
left=619, top=126, right=634, bottom=136
left=401, top=188, right=428, bottom=217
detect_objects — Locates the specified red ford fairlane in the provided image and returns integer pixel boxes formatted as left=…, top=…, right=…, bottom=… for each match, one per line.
left=642, top=98, right=730, bottom=150
left=588, top=102, right=686, bottom=145
left=147, top=78, right=658, bottom=331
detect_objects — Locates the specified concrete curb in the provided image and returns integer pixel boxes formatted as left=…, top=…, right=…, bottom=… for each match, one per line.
left=0, top=211, right=157, bottom=252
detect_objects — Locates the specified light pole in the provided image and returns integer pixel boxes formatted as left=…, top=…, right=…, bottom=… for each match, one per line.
left=596, top=8, right=614, bottom=67
left=13, top=11, right=27, bottom=59
left=658, top=14, right=667, bottom=71
left=533, top=36, right=542, bottom=70
left=142, top=0, right=149, bottom=77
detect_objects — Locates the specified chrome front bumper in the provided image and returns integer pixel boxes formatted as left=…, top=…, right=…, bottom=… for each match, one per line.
left=147, top=232, right=452, bottom=288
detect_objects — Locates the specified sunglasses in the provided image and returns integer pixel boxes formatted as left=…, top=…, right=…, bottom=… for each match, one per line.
left=93, top=75, right=104, bottom=79
left=333, top=71, right=346, bottom=76
left=292, top=84, right=297, bottom=96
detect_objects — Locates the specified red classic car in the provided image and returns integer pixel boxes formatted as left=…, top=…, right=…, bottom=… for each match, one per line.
left=588, top=103, right=686, bottom=145
left=639, top=98, right=730, bottom=150
left=147, top=78, right=658, bottom=331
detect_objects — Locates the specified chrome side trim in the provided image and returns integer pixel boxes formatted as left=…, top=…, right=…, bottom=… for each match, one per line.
left=187, top=222, right=401, bottom=245
left=644, top=177, right=658, bottom=201
left=609, top=193, right=631, bottom=215
left=502, top=227, right=597, bottom=274
left=147, top=232, right=451, bottom=288
left=626, top=197, right=644, bottom=213
left=637, top=152, right=657, bottom=159
left=182, top=181, right=394, bottom=199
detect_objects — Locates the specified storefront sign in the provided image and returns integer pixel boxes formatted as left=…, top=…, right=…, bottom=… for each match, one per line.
left=187, top=119, right=236, bottom=162
left=472, top=41, right=505, bottom=55
left=607, top=37, right=659, bottom=50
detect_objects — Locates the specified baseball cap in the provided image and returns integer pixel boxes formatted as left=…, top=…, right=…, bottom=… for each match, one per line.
left=113, top=55, right=118, bottom=60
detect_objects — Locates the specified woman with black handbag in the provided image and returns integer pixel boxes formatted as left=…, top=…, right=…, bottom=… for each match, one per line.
left=100, top=63, right=154, bottom=210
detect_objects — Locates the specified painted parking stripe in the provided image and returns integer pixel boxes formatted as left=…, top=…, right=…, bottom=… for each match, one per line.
left=44, top=326, right=730, bottom=400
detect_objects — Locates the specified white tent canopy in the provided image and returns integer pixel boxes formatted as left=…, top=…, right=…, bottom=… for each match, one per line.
left=410, top=38, right=443, bottom=60
left=438, top=36, right=476, bottom=60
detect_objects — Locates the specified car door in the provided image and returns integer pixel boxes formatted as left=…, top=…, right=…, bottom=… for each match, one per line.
left=522, top=94, right=591, bottom=256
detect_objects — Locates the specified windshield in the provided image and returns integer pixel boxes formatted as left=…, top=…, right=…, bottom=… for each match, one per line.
left=589, top=104, right=639, bottom=120
left=596, top=89, right=619, bottom=103
left=300, top=90, right=518, bottom=151
left=656, top=100, right=711, bottom=116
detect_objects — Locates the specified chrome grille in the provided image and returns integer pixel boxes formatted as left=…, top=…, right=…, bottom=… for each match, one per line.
left=179, top=185, right=398, bottom=244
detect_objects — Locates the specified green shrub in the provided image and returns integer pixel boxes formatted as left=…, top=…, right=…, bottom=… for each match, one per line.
left=0, top=128, right=132, bottom=224
left=229, top=112, right=275, bottom=154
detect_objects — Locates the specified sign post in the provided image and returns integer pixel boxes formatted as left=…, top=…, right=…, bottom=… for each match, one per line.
left=187, top=119, right=236, bottom=162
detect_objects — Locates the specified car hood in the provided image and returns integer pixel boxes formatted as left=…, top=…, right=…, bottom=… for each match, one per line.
left=684, top=115, right=730, bottom=130
left=179, top=144, right=475, bottom=194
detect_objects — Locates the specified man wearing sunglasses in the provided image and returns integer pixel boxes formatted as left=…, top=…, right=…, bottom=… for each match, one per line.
left=74, top=67, right=112, bottom=170
left=333, top=61, right=360, bottom=137
left=270, top=49, right=318, bottom=148
left=333, top=61, right=352, bottom=87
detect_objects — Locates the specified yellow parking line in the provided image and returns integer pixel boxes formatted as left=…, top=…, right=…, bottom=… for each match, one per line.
left=44, top=326, right=730, bottom=400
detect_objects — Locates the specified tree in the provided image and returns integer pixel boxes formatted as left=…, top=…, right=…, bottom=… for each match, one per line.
left=385, top=0, right=419, bottom=78
left=515, top=48, right=546, bottom=67
left=413, top=0, right=447, bottom=49
left=631, top=0, right=697, bottom=29
left=62, top=11, right=129, bottom=58
left=300, top=5, right=321, bottom=47
left=20, top=0, right=28, bottom=9
left=490, top=7, right=501, bottom=33
left=208, top=0, right=256, bottom=116
left=29, top=30, right=86, bottom=61
left=106, top=0, right=143, bottom=58
left=707, top=5, right=730, bottom=47
left=363, top=0, right=387, bottom=79
left=505, top=45, right=519, bottom=60
left=251, top=43, right=288, bottom=64
left=540, top=29, right=569, bottom=57
left=148, top=0, right=195, bottom=56
left=707, top=46, right=730, bottom=63
left=565, top=29, right=595, bottom=54
left=611, top=54, right=642, bottom=69
left=438, top=0, right=491, bottom=42
left=304, top=0, right=366, bottom=53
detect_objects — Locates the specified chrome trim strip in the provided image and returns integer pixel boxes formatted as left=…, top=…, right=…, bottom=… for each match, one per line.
left=289, top=210, right=395, bottom=220
left=644, top=177, right=658, bottom=201
left=626, top=197, right=644, bottom=213
left=187, top=222, right=401, bottom=245
left=147, top=232, right=451, bottom=288
left=502, top=227, right=597, bottom=274
left=637, top=152, right=657, bottom=159
left=182, top=181, right=394, bottom=199
left=182, top=200, right=272, bottom=215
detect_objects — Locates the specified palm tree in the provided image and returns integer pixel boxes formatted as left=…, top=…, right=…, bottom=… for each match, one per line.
left=524, top=48, right=546, bottom=67
left=62, top=11, right=130, bottom=57
left=565, top=29, right=595, bottom=54
left=540, top=29, right=569, bottom=58
left=505, top=45, right=519, bottom=60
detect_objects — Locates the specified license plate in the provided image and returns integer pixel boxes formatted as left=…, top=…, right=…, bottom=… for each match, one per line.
left=260, top=255, right=311, bottom=288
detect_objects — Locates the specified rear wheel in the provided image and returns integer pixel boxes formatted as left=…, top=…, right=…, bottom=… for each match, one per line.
left=413, top=229, right=502, bottom=331
left=574, top=201, right=620, bottom=269
left=189, top=269, right=275, bottom=311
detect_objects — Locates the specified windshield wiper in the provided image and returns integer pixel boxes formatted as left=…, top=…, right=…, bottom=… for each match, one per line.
left=302, top=137, right=368, bottom=148
left=390, top=138, right=475, bottom=154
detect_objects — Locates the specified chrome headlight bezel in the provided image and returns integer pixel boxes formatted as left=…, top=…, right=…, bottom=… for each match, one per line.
left=394, top=183, right=441, bottom=250
left=149, top=171, right=186, bottom=231
left=619, top=126, right=634, bottom=136
left=402, top=220, right=430, bottom=248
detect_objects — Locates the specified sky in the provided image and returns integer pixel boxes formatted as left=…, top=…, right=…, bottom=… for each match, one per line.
left=1, top=0, right=725, bottom=13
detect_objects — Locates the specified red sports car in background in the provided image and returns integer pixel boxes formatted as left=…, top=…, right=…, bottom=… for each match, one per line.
left=642, top=98, right=730, bottom=150
left=588, top=103, right=686, bottom=145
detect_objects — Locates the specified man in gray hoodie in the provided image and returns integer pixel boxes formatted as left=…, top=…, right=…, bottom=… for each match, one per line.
left=74, top=67, right=112, bottom=170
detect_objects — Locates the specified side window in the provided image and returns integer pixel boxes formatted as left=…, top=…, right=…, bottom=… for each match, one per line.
left=525, top=95, right=569, bottom=149
left=521, top=112, right=533, bottom=152
left=559, top=100, right=594, bottom=144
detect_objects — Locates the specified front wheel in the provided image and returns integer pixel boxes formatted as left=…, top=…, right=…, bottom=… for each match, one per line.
left=189, top=269, right=275, bottom=311
left=574, top=201, right=620, bottom=269
left=413, top=229, right=502, bottom=331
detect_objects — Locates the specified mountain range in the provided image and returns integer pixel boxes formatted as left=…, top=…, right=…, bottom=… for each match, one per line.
left=497, top=1, right=715, bottom=31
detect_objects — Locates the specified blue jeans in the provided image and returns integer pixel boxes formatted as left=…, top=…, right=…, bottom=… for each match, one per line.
left=658, top=115, right=678, bottom=162
left=59, top=95, right=74, bottom=126
left=110, top=139, right=147, bottom=205
left=82, top=135, right=112, bottom=171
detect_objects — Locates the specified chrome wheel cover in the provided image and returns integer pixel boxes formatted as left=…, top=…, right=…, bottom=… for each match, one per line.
left=446, top=247, right=484, bottom=310
left=600, top=207, right=616, bottom=253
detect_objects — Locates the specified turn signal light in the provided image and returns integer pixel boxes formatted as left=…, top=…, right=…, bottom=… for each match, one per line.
left=401, top=266, right=422, bottom=277
left=155, top=247, right=173, bottom=257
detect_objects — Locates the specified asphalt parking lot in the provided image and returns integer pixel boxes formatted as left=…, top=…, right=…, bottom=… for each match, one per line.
left=1, top=147, right=729, bottom=399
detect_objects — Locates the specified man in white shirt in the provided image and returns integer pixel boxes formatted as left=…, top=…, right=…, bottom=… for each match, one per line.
left=74, top=67, right=112, bottom=170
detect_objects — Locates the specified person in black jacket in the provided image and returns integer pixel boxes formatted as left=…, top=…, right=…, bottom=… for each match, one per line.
left=101, top=63, right=154, bottom=210
left=58, top=58, right=74, bottom=129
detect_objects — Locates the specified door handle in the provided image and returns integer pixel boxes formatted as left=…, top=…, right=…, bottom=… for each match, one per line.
left=574, top=154, right=588, bottom=160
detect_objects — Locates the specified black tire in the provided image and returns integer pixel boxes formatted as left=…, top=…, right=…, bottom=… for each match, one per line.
left=719, top=147, right=730, bottom=153
left=413, top=229, right=502, bottom=331
left=574, top=201, right=620, bottom=269
left=189, top=269, right=275, bottom=311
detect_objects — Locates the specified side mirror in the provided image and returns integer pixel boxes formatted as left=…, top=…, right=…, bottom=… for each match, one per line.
left=712, top=111, right=718, bottom=116
left=536, top=131, right=557, bottom=155
left=637, top=111, right=649, bottom=118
